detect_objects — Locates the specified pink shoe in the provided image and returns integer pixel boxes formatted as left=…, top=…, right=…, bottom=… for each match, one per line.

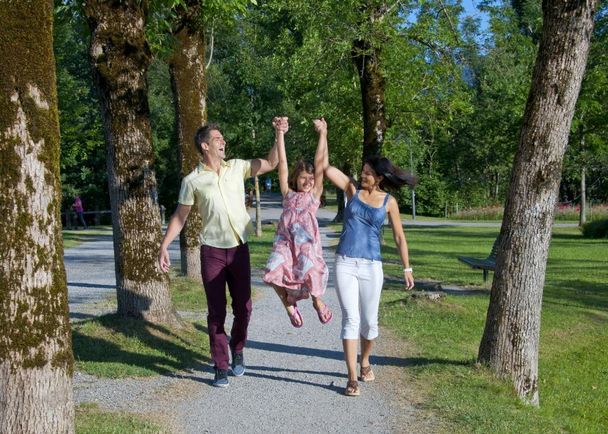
left=288, top=305, right=303, bottom=328
left=316, top=304, right=333, bottom=324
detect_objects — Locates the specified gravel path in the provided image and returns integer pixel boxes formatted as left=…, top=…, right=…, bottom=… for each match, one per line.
left=66, top=194, right=436, bottom=433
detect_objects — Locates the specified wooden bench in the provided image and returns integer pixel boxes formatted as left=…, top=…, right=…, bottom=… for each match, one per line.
left=457, top=238, right=500, bottom=282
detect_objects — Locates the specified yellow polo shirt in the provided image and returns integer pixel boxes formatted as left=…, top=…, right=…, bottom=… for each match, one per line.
left=178, top=159, right=253, bottom=248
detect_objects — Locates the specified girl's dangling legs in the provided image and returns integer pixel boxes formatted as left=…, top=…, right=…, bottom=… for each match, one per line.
left=272, top=284, right=302, bottom=327
left=312, top=295, right=333, bottom=324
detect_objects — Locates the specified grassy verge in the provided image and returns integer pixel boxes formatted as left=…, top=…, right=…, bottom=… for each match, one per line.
left=169, top=273, right=207, bottom=313
left=380, top=226, right=608, bottom=433
left=76, top=403, right=165, bottom=434
left=248, top=223, right=276, bottom=270
left=72, top=315, right=209, bottom=378
left=72, top=274, right=210, bottom=378
left=63, top=226, right=113, bottom=249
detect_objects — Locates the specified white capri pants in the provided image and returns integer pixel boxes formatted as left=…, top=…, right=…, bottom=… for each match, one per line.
left=334, top=255, right=384, bottom=340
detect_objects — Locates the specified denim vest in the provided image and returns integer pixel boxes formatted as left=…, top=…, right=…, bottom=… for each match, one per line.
left=336, top=190, right=389, bottom=261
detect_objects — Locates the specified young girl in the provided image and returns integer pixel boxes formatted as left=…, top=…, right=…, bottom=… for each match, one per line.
left=263, top=118, right=331, bottom=328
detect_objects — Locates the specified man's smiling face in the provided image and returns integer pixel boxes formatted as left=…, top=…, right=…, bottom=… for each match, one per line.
left=203, top=129, right=226, bottom=160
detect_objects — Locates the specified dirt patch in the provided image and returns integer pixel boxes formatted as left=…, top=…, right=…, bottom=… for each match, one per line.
left=146, top=377, right=205, bottom=433
left=376, top=326, right=447, bottom=433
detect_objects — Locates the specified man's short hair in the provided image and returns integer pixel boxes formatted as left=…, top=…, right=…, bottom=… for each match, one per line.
left=194, top=123, right=221, bottom=157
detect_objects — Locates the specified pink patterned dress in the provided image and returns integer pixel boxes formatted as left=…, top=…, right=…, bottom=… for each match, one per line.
left=263, top=191, right=328, bottom=303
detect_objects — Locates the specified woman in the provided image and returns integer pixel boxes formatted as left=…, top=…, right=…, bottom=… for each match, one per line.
left=324, top=149, right=416, bottom=397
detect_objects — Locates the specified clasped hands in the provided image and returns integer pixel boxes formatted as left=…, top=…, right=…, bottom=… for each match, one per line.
left=273, top=116, right=289, bottom=134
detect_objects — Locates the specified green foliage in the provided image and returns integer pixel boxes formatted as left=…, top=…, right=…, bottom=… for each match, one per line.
left=564, top=2, right=608, bottom=204
left=147, top=59, right=179, bottom=211
left=53, top=0, right=608, bottom=217
left=146, top=0, right=258, bottom=58
left=409, top=175, right=451, bottom=217
left=53, top=4, right=183, bottom=213
left=54, top=5, right=108, bottom=212
left=581, top=219, right=608, bottom=239
left=447, top=1, right=537, bottom=206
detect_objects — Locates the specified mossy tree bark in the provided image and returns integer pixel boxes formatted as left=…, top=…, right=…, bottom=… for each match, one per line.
left=83, top=0, right=178, bottom=324
left=169, top=2, right=206, bottom=282
left=352, top=2, right=387, bottom=159
left=478, top=0, right=598, bottom=406
left=0, top=1, right=74, bottom=432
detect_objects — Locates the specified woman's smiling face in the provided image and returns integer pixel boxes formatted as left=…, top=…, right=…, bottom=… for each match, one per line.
left=360, top=163, right=382, bottom=189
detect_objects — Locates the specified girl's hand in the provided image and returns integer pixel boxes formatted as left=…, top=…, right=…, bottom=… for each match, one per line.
left=404, top=270, right=414, bottom=290
left=272, top=116, right=282, bottom=131
left=280, top=116, right=289, bottom=133
left=273, top=116, right=289, bottom=133
left=313, top=117, right=327, bottom=134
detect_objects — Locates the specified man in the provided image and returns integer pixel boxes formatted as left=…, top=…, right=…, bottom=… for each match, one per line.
left=158, top=118, right=287, bottom=387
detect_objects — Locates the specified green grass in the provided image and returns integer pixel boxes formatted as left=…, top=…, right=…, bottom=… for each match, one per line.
left=169, top=273, right=207, bottom=313
left=379, top=226, right=608, bottom=433
left=72, top=274, right=211, bottom=378
left=72, top=314, right=210, bottom=378
left=248, top=223, right=276, bottom=270
left=76, top=403, right=165, bottom=433
left=63, top=226, right=113, bottom=249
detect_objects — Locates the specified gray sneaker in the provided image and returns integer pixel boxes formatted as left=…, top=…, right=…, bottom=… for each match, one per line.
left=213, top=368, right=229, bottom=388
left=231, top=351, right=245, bottom=377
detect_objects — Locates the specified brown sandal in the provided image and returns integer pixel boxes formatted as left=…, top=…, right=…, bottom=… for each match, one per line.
left=360, top=365, right=375, bottom=382
left=344, top=380, right=360, bottom=396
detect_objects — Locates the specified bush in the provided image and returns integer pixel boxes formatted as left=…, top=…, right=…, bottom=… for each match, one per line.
left=396, top=175, right=450, bottom=217
left=581, top=219, right=608, bottom=239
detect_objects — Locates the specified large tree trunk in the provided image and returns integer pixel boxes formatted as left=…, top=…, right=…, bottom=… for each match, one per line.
left=478, top=0, right=597, bottom=405
left=84, top=0, right=178, bottom=324
left=0, top=2, right=74, bottom=432
left=352, top=3, right=388, bottom=159
left=169, top=3, right=206, bottom=282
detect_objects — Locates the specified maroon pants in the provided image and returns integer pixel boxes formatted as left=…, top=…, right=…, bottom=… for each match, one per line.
left=200, top=243, right=252, bottom=370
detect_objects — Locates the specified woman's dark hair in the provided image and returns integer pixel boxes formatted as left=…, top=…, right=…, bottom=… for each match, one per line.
left=194, top=123, right=221, bottom=157
left=289, top=160, right=315, bottom=191
left=363, top=155, right=417, bottom=191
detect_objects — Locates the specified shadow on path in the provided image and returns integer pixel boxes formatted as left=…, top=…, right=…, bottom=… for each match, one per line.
left=181, top=367, right=345, bottom=394
left=246, top=339, right=470, bottom=369
left=68, top=282, right=115, bottom=289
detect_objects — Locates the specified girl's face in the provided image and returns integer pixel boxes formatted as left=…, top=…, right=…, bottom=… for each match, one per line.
left=296, top=171, right=315, bottom=192
left=360, top=163, right=382, bottom=190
